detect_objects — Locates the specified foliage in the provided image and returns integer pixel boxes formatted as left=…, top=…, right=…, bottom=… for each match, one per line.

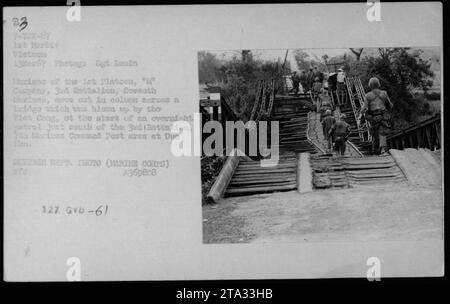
left=198, top=51, right=225, bottom=84
left=349, top=48, right=364, bottom=61
left=198, top=51, right=285, bottom=121
left=198, top=48, right=437, bottom=130
left=293, top=50, right=327, bottom=71
left=364, top=48, right=435, bottom=128
left=201, top=156, right=226, bottom=204
left=424, top=91, right=441, bottom=101
left=323, top=48, right=436, bottom=130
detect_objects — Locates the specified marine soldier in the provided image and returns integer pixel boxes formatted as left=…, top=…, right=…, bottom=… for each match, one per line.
left=330, top=113, right=351, bottom=156
left=299, top=70, right=308, bottom=93
left=321, top=109, right=336, bottom=153
left=336, top=68, right=346, bottom=105
left=307, top=68, right=314, bottom=91
left=359, top=77, right=393, bottom=155
left=291, top=71, right=300, bottom=95
left=313, top=66, right=322, bottom=82
left=312, top=77, right=323, bottom=111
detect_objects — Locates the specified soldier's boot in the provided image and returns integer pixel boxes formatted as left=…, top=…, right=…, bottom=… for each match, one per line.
left=340, top=142, right=346, bottom=155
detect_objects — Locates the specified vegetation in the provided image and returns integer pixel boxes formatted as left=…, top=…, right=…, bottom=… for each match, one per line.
left=198, top=50, right=288, bottom=203
left=294, top=50, right=327, bottom=71
left=364, top=48, right=435, bottom=129
left=296, top=47, right=438, bottom=130
left=201, top=155, right=226, bottom=205
left=199, top=48, right=437, bottom=130
left=198, top=48, right=439, bottom=203
left=198, top=50, right=286, bottom=121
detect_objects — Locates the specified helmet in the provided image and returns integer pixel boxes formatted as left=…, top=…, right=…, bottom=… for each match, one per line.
left=315, top=77, right=320, bottom=81
left=340, top=113, right=347, bottom=119
left=325, top=109, right=332, bottom=115
left=368, top=77, right=381, bottom=89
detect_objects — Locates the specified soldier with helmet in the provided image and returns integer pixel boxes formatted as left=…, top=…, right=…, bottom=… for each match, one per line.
left=321, top=109, right=336, bottom=153
left=330, top=113, right=351, bottom=155
left=359, top=77, right=393, bottom=155
left=336, top=67, right=346, bottom=105
left=291, top=71, right=300, bottom=95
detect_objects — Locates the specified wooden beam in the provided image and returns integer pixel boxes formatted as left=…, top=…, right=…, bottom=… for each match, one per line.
left=425, top=126, right=433, bottom=149
left=200, top=99, right=221, bottom=107
left=206, top=149, right=241, bottom=203
left=225, top=183, right=296, bottom=195
left=434, top=122, right=441, bottom=148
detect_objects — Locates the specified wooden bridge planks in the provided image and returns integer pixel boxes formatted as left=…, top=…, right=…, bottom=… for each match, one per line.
left=225, top=183, right=297, bottom=195
left=225, top=149, right=299, bottom=196
left=225, top=96, right=319, bottom=197
left=310, top=154, right=407, bottom=189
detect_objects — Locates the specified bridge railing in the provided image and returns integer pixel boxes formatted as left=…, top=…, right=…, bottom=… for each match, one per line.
left=199, top=79, right=276, bottom=158
left=345, top=77, right=371, bottom=142
left=387, top=114, right=441, bottom=150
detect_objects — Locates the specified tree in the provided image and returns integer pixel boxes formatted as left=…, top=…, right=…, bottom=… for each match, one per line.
left=349, top=48, right=364, bottom=61
left=294, top=49, right=328, bottom=72
left=241, top=50, right=252, bottom=62
left=293, top=50, right=311, bottom=71
left=198, top=51, right=223, bottom=84
left=212, top=53, right=284, bottom=120
left=366, top=48, right=434, bottom=128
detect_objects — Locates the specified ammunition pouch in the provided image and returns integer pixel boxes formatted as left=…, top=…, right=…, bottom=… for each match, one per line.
left=367, top=110, right=391, bottom=126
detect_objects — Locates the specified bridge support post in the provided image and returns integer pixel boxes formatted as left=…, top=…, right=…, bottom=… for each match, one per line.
left=207, top=148, right=241, bottom=203
left=297, top=153, right=313, bottom=193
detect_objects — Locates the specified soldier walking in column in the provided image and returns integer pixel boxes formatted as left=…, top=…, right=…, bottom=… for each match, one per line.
left=321, top=109, right=336, bottom=153
left=299, top=70, right=308, bottom=93
left=312, top=77, right=323, bottom=111
left=291, top=71, right=300, bottom=95
left=313, top=66, right=323, bottom=82
left=359, top=77, right=393, bottom=155
left=307, top=68, right=314, bottom=93
left=336, top=68, right=346, bottom=105
left=330, top=113, right=351, bottom=156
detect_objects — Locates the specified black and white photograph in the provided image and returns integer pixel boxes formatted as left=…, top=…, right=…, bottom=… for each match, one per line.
left=2, top=2, right=445, bottom=284
left=201, top=47, right=442, bottom=244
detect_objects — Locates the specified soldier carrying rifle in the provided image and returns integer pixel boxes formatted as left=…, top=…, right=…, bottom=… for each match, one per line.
left=359, top=77, right=393, bottom=155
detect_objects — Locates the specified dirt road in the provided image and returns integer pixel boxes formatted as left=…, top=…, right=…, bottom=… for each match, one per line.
left=203, top=182, right=443, bottom=243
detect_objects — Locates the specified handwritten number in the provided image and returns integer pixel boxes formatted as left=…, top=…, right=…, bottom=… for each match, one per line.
left=19, top=17, right=28, bottom=31
left=12, top=17, right=28, bottom=31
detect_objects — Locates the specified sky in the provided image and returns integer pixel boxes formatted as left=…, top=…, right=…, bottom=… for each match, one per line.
left=207, top=47, right=440, bottom=72
left=209, top=48, right=351, bottom=71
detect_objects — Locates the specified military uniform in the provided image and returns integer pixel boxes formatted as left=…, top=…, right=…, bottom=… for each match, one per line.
left=299, top=72, right=308, bottom=92
left=322, top=114, right=336, bottom=151
left=312, top=80, right=322, bottom=111
left=313, top=69, right=322, bottom=82
left=336, top=70, right=346, bottom=105
left=330, top=120, right=351, bottom=155
left=307, top=70, right=314, bottom=91
left=361, top=88, right=393, bottom=154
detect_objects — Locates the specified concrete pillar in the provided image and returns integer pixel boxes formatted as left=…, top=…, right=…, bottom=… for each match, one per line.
left=297, top=152, right=313, bottom=193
